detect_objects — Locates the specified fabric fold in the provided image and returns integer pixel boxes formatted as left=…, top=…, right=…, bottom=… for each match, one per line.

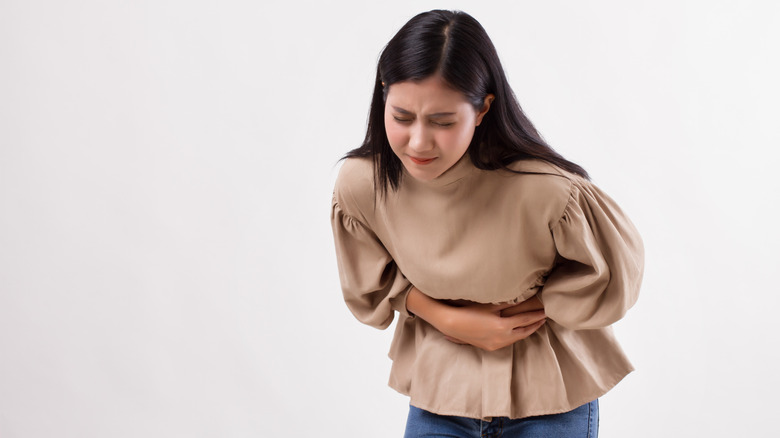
left=330, top=156, right=644, bottom=419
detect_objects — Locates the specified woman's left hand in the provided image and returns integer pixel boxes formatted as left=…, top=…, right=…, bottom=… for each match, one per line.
left=500, top=295, right=544, bottom=317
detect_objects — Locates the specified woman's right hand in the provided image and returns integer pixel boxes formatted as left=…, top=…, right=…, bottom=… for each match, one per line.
left=406, top=288, right=547, bottom=352
left=439, top=301, right=547, bottom=351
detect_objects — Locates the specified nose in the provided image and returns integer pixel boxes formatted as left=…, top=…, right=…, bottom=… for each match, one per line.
left=408, top=123, right=434, bottom=153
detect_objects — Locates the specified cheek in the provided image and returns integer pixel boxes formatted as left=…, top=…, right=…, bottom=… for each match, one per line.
left=438, top=126, right=474, bottom=151
left=385, top=121, right=407, bottom=148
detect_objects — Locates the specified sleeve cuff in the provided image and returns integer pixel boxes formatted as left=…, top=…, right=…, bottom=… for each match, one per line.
left=390, top=283, right=416, bottom=320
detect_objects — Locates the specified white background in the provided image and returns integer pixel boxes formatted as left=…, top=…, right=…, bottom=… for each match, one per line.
left=1, top=1, right=779, bottom=437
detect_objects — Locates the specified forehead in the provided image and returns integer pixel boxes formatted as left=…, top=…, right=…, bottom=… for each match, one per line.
left=386, top=76, right=472, bottom=112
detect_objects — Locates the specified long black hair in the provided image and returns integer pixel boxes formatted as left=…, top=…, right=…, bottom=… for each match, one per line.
left=345, top=10, right=588, bottom=195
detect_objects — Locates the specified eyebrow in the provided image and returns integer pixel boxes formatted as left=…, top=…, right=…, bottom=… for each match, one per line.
left=391, top=106, right=456, bottom=118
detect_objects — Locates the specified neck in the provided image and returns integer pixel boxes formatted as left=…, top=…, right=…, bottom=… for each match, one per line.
left=402, top=153, right=477, bottom=190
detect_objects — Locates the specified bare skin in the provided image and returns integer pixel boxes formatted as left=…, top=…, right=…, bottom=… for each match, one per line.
left=406, top=286, right=547, bottom=352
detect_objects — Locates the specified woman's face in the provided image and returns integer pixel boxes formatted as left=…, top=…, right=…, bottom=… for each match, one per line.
left=384, top=75, right=492, bottom=182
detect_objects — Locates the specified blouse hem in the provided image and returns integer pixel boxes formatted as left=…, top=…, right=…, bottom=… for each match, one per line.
left=388, top=366, right=633, bottom=420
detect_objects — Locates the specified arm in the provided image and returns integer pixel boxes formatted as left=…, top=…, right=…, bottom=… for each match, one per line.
left=332, top=194, right=414, bottom=330
left=406, top=286, right=547, bottom=351
left=540, top=181, right=644, bottom=329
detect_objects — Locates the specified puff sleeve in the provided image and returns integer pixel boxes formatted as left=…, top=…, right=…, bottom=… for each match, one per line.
left=331, top=196, right=414, bottom=330
left=540, top=180, right=644, bottom=330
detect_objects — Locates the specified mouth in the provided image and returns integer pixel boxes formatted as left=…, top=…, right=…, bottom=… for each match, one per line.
left=409, top=156, right=437, bottom=165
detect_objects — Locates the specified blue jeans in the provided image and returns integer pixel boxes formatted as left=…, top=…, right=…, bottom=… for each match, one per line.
left=404, top=400, right=599, bottom=438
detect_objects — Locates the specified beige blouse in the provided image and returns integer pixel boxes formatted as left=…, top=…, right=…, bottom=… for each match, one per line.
left=330, top=153, right=644, bottom=420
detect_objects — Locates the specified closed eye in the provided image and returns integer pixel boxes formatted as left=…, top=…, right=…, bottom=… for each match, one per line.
left=393, top=116, right=413, bottom=124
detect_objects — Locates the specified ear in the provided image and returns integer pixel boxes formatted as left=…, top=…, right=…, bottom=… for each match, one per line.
left=475, top=94, right=494, bottom=126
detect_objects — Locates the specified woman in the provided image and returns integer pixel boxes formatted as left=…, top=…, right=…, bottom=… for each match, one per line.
left=331, top=10, right=643, bottom=438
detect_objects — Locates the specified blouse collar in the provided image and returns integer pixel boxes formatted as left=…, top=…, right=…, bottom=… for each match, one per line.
left=402, top=152, right=477, bottom=189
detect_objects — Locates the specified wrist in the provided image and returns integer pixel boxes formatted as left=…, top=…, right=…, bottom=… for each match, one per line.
left=406, top=286, right=456, bottom=334
left=432, top=302, right=458, bottom=335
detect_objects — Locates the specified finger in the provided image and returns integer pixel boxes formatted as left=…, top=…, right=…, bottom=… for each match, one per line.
left=444, top=336, right=468, bottom=344
left=507, top=309, right=546, bottom=328
left=491, top=301, right=521, bottom=312
left=510, top=318, right=547, bottom=341
left=499, top=296, right=545, bottom=315
left=525, top=295, right=544, bottom=310
left=505, top=310, right=546, bottom=329
left=500, top=300, right=545, bottom=317
left=499, top=302, right=527, bottom=317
